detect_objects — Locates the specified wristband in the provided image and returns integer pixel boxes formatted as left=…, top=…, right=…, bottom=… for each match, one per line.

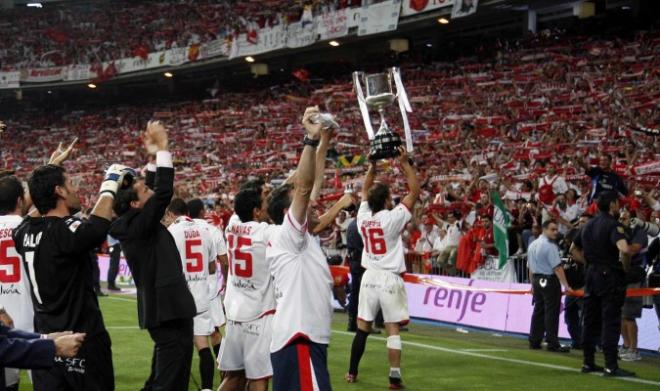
left=302, top=136, right=320, bottom=148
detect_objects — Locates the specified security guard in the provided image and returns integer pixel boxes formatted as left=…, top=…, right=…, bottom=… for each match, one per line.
left=575, top=191, right=634, bottom=377
left=527, top=220, right=573, bottom=352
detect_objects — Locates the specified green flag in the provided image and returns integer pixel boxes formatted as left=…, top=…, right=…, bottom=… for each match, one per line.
left=491, top=190, right=510, bottom=269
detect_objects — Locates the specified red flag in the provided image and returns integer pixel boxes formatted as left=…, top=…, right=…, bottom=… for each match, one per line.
left=292, top=68, right=309, bottom=82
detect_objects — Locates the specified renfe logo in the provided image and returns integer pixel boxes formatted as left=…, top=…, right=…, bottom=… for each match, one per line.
left=422, top=280, right=486, bottom=322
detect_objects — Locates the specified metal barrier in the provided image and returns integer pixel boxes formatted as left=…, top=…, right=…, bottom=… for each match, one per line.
left=406, top=251, right=528, bottom=281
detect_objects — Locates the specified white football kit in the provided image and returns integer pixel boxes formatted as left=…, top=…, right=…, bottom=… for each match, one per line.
left=356, top=201, right=411, bottom=324
left=266, top=211, right=333, bottom=352
left=168, top=216, right=217, bottom=336
left=0, top=214, right=34, bottom=386
left=218, top=219, right=276, bottom=379
left=194, top=218, right=227, bottom=327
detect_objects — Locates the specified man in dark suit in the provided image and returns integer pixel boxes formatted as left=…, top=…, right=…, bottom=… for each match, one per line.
left=109, top=121, right=196, bottom=391
left=0, top=321, right=85, bottom=391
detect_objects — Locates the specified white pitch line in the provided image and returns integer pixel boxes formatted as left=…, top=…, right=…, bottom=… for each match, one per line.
left=461, top=348, right=509, bottom=352
left=332, top=330, right=660, bottom=387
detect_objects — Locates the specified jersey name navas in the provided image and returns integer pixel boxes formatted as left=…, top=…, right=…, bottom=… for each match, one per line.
left=357, top=202, right=412, bottom=274
left=224, top=220, right=276, bottom=322
left=168, top=216, right=217, bottom=313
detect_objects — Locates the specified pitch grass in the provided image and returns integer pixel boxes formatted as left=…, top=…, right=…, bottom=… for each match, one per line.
left=19, top=294, right=660, bottom=391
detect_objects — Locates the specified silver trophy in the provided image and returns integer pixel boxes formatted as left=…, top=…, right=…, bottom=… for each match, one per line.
left=353, top=67, right=413, bottom=161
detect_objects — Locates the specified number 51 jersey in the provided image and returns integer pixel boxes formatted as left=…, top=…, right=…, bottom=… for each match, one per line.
left=224, top=220, right=276, bottom=322
left=357, top=201, right=412, bottom=274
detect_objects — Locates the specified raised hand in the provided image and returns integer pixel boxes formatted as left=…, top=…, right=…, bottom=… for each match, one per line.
left=99, top=164, right=136, bottom=197
left=302, top=106, right=322, bottom=140
left=48, top=138, right=78, bottom=166
left=144, top=120, right=168, bottom=154
left=396, top=145, right=410, bottom=165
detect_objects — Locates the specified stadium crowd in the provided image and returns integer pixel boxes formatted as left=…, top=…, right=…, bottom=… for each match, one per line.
left=0, top=0, right=363, bottom=69
left=1, top=29, right=659, bottom=279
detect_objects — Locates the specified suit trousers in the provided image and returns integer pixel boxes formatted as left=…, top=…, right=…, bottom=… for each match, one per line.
left=142, top=318, right=193, bottom=391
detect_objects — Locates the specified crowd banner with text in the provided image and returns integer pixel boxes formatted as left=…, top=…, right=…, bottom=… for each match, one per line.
left=470, top=256, right=517, bottom=283
left=358, top=0, right=402, bottom=36
left=287, top=21, right=317, bottom=49
left=401, top=0, right=453, bottom=16
left=316, top=8, right=349, bottom=40
left=229, top=24, right=287, bottom=59
left=22, top=67, right=64, bottom=83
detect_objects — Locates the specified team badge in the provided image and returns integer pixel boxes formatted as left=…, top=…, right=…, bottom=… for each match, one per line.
left=617, top=226, right=625, bottom=234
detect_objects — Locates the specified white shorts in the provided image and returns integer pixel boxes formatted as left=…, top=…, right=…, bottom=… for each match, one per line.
left=358, top=268, right=409, bottom=325
left=209, top=295, right=226, bottom=327
left=194, top=310, right=215, bottom=336
left=218, top=314, right=273, bottom=380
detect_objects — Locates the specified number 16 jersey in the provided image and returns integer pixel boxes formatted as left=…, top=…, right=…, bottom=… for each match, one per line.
left=224, top=220, right=276, bottom=322
left=357, top=201, right=412, bottom=274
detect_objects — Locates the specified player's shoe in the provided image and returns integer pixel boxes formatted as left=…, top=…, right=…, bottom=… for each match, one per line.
left=345, top=373, right=357, bottom=383
left=389, top=377, right=405, bottom=389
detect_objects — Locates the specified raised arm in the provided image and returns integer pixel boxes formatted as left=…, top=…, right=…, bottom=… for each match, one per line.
left=312, top=193, right=356, bottom=235
left=310, top=129, right=333, bottom=202
left=289, top=107, right=323, bottom=225
left=361, top=163, right=377, bottom=202
left=398, top=146, right=420, bottom=212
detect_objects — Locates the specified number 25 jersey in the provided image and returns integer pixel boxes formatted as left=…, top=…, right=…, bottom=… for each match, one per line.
left=357, top=201, right=412, bottom=274
left=224, top=220, right=276, bottom=322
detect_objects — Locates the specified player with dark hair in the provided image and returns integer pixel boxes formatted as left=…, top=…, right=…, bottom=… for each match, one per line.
left=109, top=121, right=197, bottom=391
left=265, top=106, right=333, bottom=391
left=13, top=141, right=127, bottom=390
left=0, top=175, right=35, bottom=390
left=166, top=198, right=218, bottom=391
left=218, top=188, right=276, bottom=391
left=187, top=198, right=227, bottom=365
left=346, top=147, right=420, bottom=389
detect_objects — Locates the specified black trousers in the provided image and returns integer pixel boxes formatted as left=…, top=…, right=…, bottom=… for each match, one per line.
left=107, top=244, right=121, bottom=288
left=529, top=274, right=562, bottom=348
left=582, top=265, right=626, bottom=370
left=143, top=318, right=193, bottom=391
left=33, top=331, right=114, bottom=391
left=564, top=295, right=583, bottom=347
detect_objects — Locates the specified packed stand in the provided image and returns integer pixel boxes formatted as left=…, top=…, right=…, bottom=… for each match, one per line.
left=0, top=0, right=362, bottom=69
left=1, top=29, right=659, bottom=282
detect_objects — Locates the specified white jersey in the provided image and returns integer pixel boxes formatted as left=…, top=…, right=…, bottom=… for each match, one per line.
left=266, top=211, right=333, bottom=352
left=0, top=215, right=34, bottom=331
left=357, top=201, right=412, bottom=274
left=168, top=216, right=217, bottom=313
left=224, top=219, right=276, bottom=322
left=194, top=218, right=227, bottom=298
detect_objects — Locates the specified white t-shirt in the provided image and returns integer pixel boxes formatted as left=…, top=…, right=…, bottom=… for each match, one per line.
left=0, top=215, right=34, bottom=331
left=168, top=216, right=217, bottom=313
left=415, top=225, right=440, bottom=253
left=266, top=211, right=333, bottom=352
left=442, top=221, right=462, bottom=247
left=224, top=219, right=276, bottom=322
left=357, top=202, right=412, bottom=274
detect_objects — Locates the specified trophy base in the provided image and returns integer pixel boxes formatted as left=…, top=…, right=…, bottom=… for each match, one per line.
left=369, top=130, right=402, bottom=161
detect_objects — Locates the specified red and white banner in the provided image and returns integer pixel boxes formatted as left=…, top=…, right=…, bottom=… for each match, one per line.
left=401, top=0, right=453, bottom=16
left=0, top=71, right=20, bottom=89
left=316, top=9, right=349, bottom=40
left=64, top=65, right=90, bottom=81
left=358, top=0, right=401, bottom=36
left=633, top=160, right=660, bottom=175
left=22, top=67, right=64, bottom=83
